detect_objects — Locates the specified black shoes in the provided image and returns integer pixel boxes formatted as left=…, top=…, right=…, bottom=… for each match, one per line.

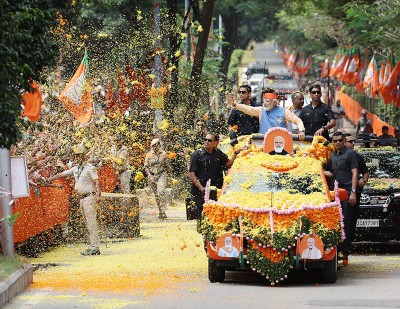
left=81, top=248, right=100, bottom=256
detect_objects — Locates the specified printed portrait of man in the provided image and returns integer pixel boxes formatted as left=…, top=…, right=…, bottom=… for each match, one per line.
left=269, top=136, right=289, bottom=156
left=301, top=237, right=322, bottom=259
left=217, top=235, right=239, bottom=258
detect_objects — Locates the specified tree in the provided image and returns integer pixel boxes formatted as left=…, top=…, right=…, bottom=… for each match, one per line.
left=215, top=0, right=280, bottom=86
left=187, top=0, right=215, bottom=121
left=0, top=0, right=67, bottom=149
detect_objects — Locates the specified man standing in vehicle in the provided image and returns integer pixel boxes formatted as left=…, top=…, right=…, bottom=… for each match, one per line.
left=299, top=84, right=336, bottom=140
left=344, top=134, right=369, bottom=249
left=228, top=84, right=260, bottom=139
left=226, top=88, right=305, bottom=139
left=324, top=132, right=359, bottom=262
left=287, top=91, right=304, bottom=134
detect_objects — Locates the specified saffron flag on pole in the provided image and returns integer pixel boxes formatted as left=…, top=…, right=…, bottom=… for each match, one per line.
left=58, top=50, right=93, bottom=124
left=321, top=58, right=330, bottom=78
left=21, top=81, right=42, bottom=122
left=380, top=61, right=400, bottom=105
left=363, top=55, right=375, bottom=90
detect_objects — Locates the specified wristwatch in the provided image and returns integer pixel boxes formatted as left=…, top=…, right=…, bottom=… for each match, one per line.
left=351, top=189, right=356, bottom=193
left=232, top=102, right=237, bottom=107
left=321, top=126, right=326, bottom=131
left=234, top=150, right=240, bottom=155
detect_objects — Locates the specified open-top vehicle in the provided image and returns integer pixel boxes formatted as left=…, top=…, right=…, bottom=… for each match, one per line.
left=201, top=128, right=346, bottom=285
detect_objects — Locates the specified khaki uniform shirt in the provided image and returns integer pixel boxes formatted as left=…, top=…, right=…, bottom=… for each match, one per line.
left=61, top=163, right=99, bottom=195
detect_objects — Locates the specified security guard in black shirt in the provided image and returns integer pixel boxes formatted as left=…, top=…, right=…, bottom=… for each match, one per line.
left=299, top=84, right=336, bottom=140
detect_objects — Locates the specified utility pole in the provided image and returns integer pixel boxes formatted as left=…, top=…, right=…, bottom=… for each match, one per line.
left=0, top=148, right=14, bottom=256
left=154, top=0, right=162, bottom=124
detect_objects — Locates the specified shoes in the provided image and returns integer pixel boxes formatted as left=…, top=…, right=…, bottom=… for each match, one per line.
left=158, top=212, right=167, bottom=220
left=81, top=248, right=100, bottom=256
left=338, top=251, right=348, bottom=265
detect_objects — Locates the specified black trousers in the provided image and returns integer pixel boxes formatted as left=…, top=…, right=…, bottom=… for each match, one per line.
left=338, top=199, right=355, bottom=255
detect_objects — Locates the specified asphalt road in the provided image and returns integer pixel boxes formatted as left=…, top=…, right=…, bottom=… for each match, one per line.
left=5, top=244, right=400, bottom=309
left=5, top=202, right=400, bottom=309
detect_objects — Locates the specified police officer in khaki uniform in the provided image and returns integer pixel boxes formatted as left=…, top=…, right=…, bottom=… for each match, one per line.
left=48, top=144, right=102, bottom=255
left=144, top=138, right=168, bottom=219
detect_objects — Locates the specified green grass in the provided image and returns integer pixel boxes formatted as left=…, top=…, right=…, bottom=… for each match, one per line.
left=0, top=255, right=23, bottom=280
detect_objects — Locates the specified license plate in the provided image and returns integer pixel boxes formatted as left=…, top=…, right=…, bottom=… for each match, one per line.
left=356, top=219, right=379, bottom=227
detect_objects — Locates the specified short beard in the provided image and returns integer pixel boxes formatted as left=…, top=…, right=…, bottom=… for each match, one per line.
left=264, top=105, right=274, bottom=112
left=274, top=146, right=284, bottom=153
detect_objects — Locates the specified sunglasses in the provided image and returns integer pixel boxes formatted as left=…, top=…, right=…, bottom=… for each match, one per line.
left=346, top=140, right=355, bottom=143
left=310, top=91, right=321, bottom=94
left=204, top=138, right=214, bottom=142
left=238, top=91, right=248, bottom=94
left=332, top=139, right=344, bottom=143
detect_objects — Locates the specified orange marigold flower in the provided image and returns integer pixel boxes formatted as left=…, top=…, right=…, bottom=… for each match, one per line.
left=167, top=152, right=177, bottom=159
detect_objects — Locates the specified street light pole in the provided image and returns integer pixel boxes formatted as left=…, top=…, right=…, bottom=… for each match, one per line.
left=0, top=148, right=14, bottom=256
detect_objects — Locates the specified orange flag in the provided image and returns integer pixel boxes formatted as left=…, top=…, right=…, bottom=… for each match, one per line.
left=344, top=54, right=360, bottom=85
left=380, top=62, right=400, bottom=105
left=371, top=61, right=379, bottom=99
left=21, top=82, right=42, bottom=122
left=354, top=60, right=365, bottom=93
left=363, top=55, right=375, bottom=89
left=321, top=58, right=330, bottom=78
left=332, top=54, right=347, bottom=79
left=58, top=50, right=93, bottom=124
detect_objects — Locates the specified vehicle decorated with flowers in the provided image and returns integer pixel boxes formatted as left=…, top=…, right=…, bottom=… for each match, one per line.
left=355, top=146, right=400, bottom=242
left=201, top=128, right=346, bottom=285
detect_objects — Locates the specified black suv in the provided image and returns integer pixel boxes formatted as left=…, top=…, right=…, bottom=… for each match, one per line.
left=355, top=148, right=400, bottom=242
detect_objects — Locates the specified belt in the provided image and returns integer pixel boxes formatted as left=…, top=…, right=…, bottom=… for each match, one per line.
left=78, top=192, right=96, bottom=199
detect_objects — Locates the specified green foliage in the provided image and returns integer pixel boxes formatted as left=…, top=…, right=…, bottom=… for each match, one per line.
left=227, top=49, right=244, bottom=83
left=0, top=0, right=67, bottom=149
left=343, top=0, right=400, bottom=54
left=0, top=256, right=23, bottom=280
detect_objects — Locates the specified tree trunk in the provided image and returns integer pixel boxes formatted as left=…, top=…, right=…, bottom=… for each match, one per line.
left=188, top=0, right=215, bottom=122
left=219, top=12, right=242, bottom=86
left=165, top=0, right=180, bottom=122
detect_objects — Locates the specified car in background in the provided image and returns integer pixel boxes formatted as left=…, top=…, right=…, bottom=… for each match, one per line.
left=355, top=147, right=400, bottom=243
left=255, top=74, right=299, bottom=104
left=246, top=62, right=269, bottom=80
left=247, top=73, right=265, bottom=99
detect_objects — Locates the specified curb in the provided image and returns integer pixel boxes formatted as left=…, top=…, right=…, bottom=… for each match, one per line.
left=0, top=264, right=33, bottom=307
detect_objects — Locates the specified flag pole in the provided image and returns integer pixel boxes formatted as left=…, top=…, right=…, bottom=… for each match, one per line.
left=154, top=0, right=163, bottom=125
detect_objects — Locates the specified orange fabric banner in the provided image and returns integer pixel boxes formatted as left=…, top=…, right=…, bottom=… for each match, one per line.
left=21, top=82, right=42, bottom=122
left=337, top=92, right=394, bottom=136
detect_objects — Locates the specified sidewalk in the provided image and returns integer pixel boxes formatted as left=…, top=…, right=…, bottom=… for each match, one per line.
left=0, top=264, right=33, bottom=307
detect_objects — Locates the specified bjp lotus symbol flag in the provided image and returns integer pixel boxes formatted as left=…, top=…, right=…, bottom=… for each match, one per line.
left=58, top=50, right=93, bottom=124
